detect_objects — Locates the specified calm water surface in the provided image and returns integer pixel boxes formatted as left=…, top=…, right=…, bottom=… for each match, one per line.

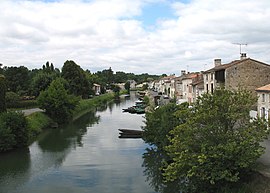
left=0, top=93, right=157, bottom=193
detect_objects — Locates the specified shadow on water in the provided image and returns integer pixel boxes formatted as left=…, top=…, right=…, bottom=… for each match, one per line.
left=38, top=111, right=100, bottom=152
left=0, top=148, right=31, bottom=192
left=142, top=147, right=181, bottom=193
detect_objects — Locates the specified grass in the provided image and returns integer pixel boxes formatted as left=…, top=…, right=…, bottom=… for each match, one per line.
left=72, top=93, right=114, bottom=120
left=27, top=112, right=54, bottom=139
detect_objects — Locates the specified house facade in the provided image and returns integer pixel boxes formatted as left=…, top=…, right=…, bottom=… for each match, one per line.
left=256, top=84, right=270, bottom=120
left=191, top=73, right=204, bottom=103
left=204, top=54, right=270, bottom=97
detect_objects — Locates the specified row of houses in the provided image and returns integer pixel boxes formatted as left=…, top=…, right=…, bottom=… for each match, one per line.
left=151, top=53, right=270, bottom=120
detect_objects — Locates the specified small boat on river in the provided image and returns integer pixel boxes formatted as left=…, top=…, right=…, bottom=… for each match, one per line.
left=118, top=129, right=143, bottom=138
left=122, top=100, right=146, bottom=114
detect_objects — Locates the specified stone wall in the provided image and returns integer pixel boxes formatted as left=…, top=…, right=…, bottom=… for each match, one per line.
left=225, top=59, right=270, bottom=96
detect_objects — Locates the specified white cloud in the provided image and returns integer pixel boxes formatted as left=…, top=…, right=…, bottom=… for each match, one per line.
left=1, top=0, right=270, bottom=75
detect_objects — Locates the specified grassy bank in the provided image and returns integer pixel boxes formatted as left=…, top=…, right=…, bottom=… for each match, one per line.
left=72, top=93, right=114, bottom=120
left=27, top=112, right=54, bottom=139
left=26, top=93, right=115, bottom=140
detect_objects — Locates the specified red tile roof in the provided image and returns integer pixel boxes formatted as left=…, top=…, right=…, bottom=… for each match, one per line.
left=256, top=84, right=270, bottom=92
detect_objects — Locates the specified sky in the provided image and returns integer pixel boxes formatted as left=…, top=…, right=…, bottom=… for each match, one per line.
left=1, top=0, right=270, bottom=75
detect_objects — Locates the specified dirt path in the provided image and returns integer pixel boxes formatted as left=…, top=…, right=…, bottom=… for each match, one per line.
left=20, top=108, right=44, bottom=116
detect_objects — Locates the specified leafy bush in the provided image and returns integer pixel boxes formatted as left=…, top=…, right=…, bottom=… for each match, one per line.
left=5, top=91, right=20, bottom=108
left=38, top=78, right=79, bottom=124
left=0, top=111, right=29, bottom=152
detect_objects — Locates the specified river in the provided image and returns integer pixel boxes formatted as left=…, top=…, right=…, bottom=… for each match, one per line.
left=0, top=93, right=157, bottom=193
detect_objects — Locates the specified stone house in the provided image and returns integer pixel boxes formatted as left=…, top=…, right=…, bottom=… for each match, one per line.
left=177, top=72, right=198, bottom=104
left=256, top=84, right=270, bottom=120
left=191, top=73, right=204, bottom=103
left=203, top=54, right=270, bottom=97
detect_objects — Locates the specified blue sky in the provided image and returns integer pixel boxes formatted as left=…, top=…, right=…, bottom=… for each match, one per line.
left=136, top=1, right=177, bottom=28
left=1, top=0, right=270, bottom=75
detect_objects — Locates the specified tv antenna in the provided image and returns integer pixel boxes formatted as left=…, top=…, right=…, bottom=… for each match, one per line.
left=233, top=43, right=248, bottom=54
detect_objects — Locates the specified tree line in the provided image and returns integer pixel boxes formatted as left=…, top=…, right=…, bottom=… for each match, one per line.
left=0, top=61, right=160, bottom=100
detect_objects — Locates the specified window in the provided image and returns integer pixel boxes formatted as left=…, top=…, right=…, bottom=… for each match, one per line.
left=262, top=94, right=265, bottom=102
left=206, top=74, right=208, bottom=81
left=261, top=107, right=266, bottom=119
left=206, top=84, right=209, bottom=93
left=211, top=83, right=214, bottom=94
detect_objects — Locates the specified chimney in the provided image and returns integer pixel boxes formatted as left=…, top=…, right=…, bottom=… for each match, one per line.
left=241, top=53, right=247, bottom=60
left=214, top=59, right=221, bottom=67
left=181, top=70, right=186, bottom=76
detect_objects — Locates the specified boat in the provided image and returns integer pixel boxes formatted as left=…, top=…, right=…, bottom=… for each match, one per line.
left=118, top=129, right=143, bottom=138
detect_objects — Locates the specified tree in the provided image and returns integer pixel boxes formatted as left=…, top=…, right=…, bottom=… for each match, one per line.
left=124, top=81, right=130, bottom=93
left=164, top=89, right=268, bottom=192
left=30, top=71, right=57, bottom=97
left=0, top=75, right=6, bottom=113
left=5, top=91, right=20, bottom=108
left=143, top=102, right=187, bottom=149
left=61, top=60, right=90, bottom=98
left=0, top=111, right=29, bottom=152
left=37, top=78, right=79, bottom=124
left=3, top=66, right=30, bottom=94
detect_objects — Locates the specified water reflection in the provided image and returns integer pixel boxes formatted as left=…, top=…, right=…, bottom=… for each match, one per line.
left=0, top=148, right=31, bottom=192
left=142, top=147, right=181, bottom=193
left=38, top=111, right=100, bottom=152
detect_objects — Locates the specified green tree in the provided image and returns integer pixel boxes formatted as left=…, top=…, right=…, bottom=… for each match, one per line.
left=5, top=91, right=20, bottom=108
left=0, top=111, right=29, bottom=152
left=61, top=60, right=90, bottom=98
left=164, top=89, right=268, bottom=192
left=30, top=72, right=57, bottom=97
left=143, top=102, right=187, bottom=149
left=37, top=78, right=79, bottom=124
left=124, top=81, right=130, bottom=93
left=0, top=75, right=6, bottom=113
left=3, top=66, right=30, bottom=94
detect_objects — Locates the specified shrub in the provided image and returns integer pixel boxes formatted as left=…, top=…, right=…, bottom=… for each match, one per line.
left=5, top=91, right=20, bottom=108
left=38, top=78, right=79, bottom=124
left=0, top=111, right=29, bottom=152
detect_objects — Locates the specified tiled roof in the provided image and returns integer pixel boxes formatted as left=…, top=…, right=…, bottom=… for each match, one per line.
left=181, top=73, right=198, bottom=80
left=204, top=58, right=270, bottom=73
left=256, top=84, right=270, bottom=92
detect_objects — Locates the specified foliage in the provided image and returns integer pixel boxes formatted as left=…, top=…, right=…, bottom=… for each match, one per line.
left=30, top=71, right=58, bottom=97
left=0, top=111, right=29, bottom=152
left=0, top=75, right=7, bottom=113
left=37, top=78, right=79, bottom=124
left=124, top=81, right=131, bottom=92
left=3, top=66, right=30, bottom=94
left=61, top=60, right=90, bottom=98
left=5, top=91, right=20, bottom=108
left=72, top=93, right=114, bottom=120
left=164, top=89, right=268, bottom=192
left=143, top=102, right=187, bottom=149
left=143, top=95, right=150, bottom=106
left=27, top=112, right=54, bottom=139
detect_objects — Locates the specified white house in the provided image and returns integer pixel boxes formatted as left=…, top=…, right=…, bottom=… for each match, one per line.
left=256, top=84, right=270, bottom=120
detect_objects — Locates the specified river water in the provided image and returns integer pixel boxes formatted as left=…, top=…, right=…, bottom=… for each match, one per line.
left=0, top=93, right=158, bottom=193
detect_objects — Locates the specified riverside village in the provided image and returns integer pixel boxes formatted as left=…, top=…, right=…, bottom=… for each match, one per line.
left=1, top=52, right=270, bottom=193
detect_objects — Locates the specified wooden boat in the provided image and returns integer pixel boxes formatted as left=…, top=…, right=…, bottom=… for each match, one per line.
left=118, top=129, right=143, bottom=138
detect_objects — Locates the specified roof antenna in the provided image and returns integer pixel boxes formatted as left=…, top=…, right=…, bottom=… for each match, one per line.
left=233, top=43, right=248, bottom=55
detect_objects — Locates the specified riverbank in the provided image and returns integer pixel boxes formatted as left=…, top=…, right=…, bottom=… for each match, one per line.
left=26, top=93, right=115, bottom=141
